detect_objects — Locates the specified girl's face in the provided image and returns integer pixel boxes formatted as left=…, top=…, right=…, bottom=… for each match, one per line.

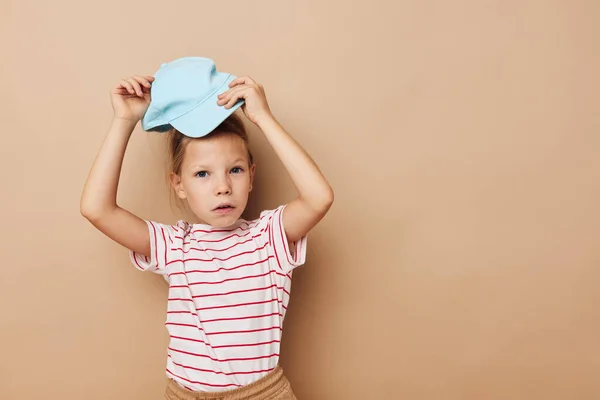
left=171, top=133, right=255, bottom=227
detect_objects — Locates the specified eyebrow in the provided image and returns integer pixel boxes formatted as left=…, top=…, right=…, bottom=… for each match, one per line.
left=189, top=159, right=247, bottom=170
left=190, top=166, right=208, bottom=171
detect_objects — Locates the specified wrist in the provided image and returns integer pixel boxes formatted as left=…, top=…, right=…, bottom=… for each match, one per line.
left=109, top=116, right=139, bottom=136
left=254, top=112, right=278, bottom=130
left=111, top=116, right=139, bottom=130
left=112, top=115, right=139, bottom=125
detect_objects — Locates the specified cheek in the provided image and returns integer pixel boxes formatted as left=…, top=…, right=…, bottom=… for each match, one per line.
left=234, top=176, right=251, bottom=191
left=183, top=178, right=210, bottom=196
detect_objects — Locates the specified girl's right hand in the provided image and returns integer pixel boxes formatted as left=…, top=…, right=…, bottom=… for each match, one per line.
left=110, top=75, right=154, bottom=122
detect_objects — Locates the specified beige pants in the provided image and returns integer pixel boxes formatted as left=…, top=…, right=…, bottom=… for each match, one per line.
left=164, top=365, right=297, bottom=400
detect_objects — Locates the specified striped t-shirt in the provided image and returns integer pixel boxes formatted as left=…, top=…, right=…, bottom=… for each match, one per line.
left=129, top=204, right=307, bottom=392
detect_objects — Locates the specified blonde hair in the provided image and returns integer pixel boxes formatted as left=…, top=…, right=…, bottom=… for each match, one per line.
left=165, top=112, right=254, bottom=210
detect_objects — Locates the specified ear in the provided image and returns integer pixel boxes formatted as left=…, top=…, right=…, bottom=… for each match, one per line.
left=248, top=164, right=256, bottom=192
left=169, top=172, right=187, bottom=199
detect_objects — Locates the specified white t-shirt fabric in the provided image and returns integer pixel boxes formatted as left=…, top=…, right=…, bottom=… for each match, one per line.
left=129, top=205, right=307, bottom=392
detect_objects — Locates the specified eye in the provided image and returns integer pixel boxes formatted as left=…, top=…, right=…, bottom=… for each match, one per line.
left=230, top=166, right=244, bottom=174
left=195, top=171, right=208, bottom=178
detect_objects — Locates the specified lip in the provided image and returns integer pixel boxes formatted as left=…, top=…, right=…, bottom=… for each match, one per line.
left=213, top=203, right=235, bottom=215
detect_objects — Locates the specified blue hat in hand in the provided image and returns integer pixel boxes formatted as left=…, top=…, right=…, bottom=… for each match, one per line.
left=142, top=57, right=243, bottom=138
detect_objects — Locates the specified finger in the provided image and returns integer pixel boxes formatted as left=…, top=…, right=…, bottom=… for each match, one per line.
left=113, top=87, right=131, bottom=95
left=218, top=85, right=248, bottom=97
left=229, top=76, right=255, bottom=88
left=218, top=89, right=241, bottom=108
left=127, top=78, right=143, bottom=97
left=119, top=79, right=135, bottom=95
left=224, top=89, right=247, bottom=109
left=218, top=86, right=246, bottom=106
left=218, top=85, right=249, bottom=101
left=133, top=75, right=152, bottom=89
left=224, top=96, right=241, bottom=109
left=126, top=77, right=144, bottom=97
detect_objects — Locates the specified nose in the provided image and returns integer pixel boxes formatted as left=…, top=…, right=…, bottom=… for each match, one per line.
left=214, top=175, right=232, bottom=196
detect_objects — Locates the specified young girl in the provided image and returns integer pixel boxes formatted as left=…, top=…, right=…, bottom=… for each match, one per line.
left=80, top=71, right=333, bottom=399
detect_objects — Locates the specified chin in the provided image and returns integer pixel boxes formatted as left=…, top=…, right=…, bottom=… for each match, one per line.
left=191, top=203, right=246, bottom=227
left=209, top=212, right=242, bottom=228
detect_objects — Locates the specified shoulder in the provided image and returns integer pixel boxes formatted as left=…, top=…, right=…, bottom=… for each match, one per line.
left=245, top=205, right=286, bottom=234
left=256, top=205, right=286, bottom=221
left=147, top=219, right=193, bottom=240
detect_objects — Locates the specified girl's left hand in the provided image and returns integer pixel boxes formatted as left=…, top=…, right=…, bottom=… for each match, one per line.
left=217, top=76, right=274, bottom=126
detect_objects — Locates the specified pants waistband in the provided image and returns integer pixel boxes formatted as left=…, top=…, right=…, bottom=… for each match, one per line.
left=165, top=365, right=288, bottom=400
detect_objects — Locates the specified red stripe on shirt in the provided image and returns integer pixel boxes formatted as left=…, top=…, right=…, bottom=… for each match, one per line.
left=158, top=225, right=168, bottom=271
left=175, top=229, right=254, bottom=244
left=169, top=334, right=280, bottom=349
left=150, top=222, right=159, bottom=269
left=165, top=322, right=202, bottom=329
left=195, top=298, right=283, bottom=311
left=170, top=270, right=287, bottom=288
left=268, top=219, right=284, bottom=273
left=278, top=206, right=294, bottom=267
left=167, top=297, right=288, bottom=311
left=165, top=323, right=282, bottom=336
left=167, top=297, right=195, bottom=303
left=174, top=216, right=267, bottom=245
left=190, top=284, right=284, bottom=299
left=168, top=346, right=279, bottom=362
left=168, top=356, right=275, bottom=376
left=172, top=234, right=260, bottom=254
left=205, top=326, right=283, bottom=336
left=167, top=256, right=274, bottom=276
left=201, top=312, right=283, bottom=323
left=132, top=254, right=145, bottom=271
left=191, top=220, right=253, bottom=234
left=166, top=368, right=241, bottom=388
left=166, top=310, right=282, bottom=324
left=166, top=241, right=269, bottom=267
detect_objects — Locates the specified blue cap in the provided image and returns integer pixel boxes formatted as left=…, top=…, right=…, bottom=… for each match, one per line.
left=141, top=57, right=244, bottom=138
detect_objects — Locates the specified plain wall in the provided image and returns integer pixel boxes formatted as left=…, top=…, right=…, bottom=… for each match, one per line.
left=1, top=0, right=599, bottom=399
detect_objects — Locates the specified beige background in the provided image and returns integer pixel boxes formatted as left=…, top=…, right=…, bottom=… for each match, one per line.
left=2, top=1, right=599, bottom=399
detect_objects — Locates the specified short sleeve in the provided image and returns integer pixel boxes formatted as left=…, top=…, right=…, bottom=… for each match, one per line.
left=257, top=205, right=308, bottom=273
left=129, top=220, right=180, bottom=276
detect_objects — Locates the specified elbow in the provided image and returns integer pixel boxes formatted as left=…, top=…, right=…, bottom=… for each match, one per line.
left=80, top=204, right=99, bottom=222
left=80, top=199, right=114, bottom=222
left=323, top=186, right=334, bottom=208
left=312, top=185, right=334, bottom=213
left=80, top=199, right=92, bottom=220
left=80, top=196, right=97, bottom=221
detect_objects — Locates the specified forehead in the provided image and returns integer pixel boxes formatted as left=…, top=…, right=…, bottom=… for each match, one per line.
left=182, top=134, right=248, bottom=167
